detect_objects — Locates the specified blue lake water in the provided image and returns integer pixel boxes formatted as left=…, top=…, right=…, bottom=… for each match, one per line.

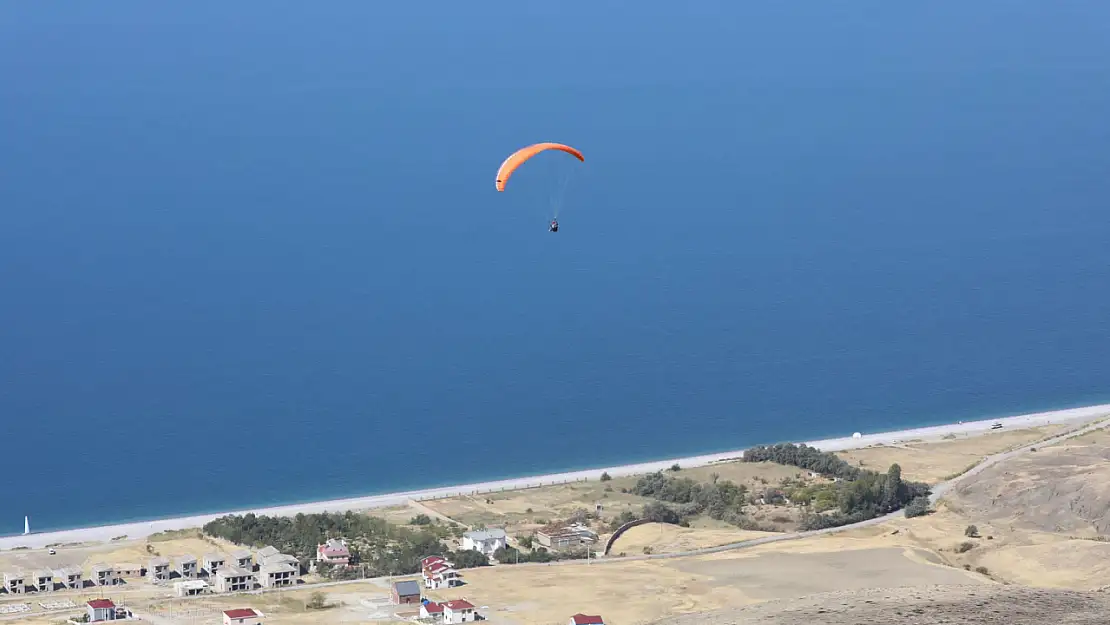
left=2, top=0, right=1110, bottom=533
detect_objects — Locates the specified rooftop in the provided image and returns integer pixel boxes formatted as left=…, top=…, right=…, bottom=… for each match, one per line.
left=217, top=566, right=253, bottom=578
left=464, top=528, right=507, bottom=541
left=394, top=580, right=421, bottom=596
left=259, top=562, right=297, bottom=574
left=445, top=599, right=475, bottom=610
left=176, top=555, right=198, bottom=564
left=90, top=563, right=113, bottom=572
left=32, top=569, right=53, bottom=578
left=149, top=557, right=170, bottom=567
left=175, top=580, right=209, bottom=590
left=256, top=546, right=279, bottom=558
left=223, top=608, right=260, bottom=619
left=422, top=601, right=444, bottom=613
left=87, top=599, right=115, bottom=609
left=231, top=549, right=252, bottom=559
left=571, top=615, right=605, bottom=625
left=203, top=553, right=225, bottom=562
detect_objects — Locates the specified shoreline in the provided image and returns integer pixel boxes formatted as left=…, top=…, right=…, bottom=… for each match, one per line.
left=3, top=402, right=1108, bottom=550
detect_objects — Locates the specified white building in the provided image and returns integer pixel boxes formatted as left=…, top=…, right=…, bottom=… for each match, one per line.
left=222, top=608, right=263, bottom=625
left=86, top=599, right=116, bottom=622
left=230, top=549, right=253, bottom=570
left=460, top=529, right=507, bottom=555
left=54, top=566, right=82, bottom=590
left=176, top=555, right=198, bottom=579
left=420, top=601, right=444, bottom=621
left=175, top=580, right=209, bottom=597
left=148, top=557, right=171, bottom=582
left=443, top=599, right=476, bottom=624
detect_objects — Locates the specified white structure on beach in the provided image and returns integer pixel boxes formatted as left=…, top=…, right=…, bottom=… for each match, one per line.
left=461, top=529, right=507, bottom=555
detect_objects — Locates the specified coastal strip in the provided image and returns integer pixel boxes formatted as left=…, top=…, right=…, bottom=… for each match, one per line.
left=3, top=402, right=1108, bottom=550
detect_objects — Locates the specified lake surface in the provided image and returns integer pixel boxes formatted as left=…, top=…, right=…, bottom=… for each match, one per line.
left=2, top=0, right=1109, bottom=533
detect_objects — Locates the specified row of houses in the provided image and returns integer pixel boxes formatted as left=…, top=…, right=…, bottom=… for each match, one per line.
left=2, top=546, right=301, bottom=595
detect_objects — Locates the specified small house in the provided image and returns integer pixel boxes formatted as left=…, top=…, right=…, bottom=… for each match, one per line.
left=3, top=570, right=25, bottom=594
left=86, top=599, right=116, bottom=622
left=570, top=614, right=604, bottom=625
left=460, top=528, right=507, bottom=555
left=215, top=566, right=255, bottom=593
left=315, top=538, right=350, bottom=566
left=391, top=579, right=421, bottom=604
left=443, top=599, right=476, bottom=624
left=420, top=601, right=444, bottom=621
left=222, top=608, right=263, bottom=625
left=148, top=557, right=171, bottom=581
left=176, top=555, right=198, bottom=579
left=31, top=569, right=53, bottom=592
left=422, top=561, right=459, bottom=589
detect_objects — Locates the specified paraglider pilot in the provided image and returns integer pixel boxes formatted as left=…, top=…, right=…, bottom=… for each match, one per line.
left=549, top=219, right=559, bottom=233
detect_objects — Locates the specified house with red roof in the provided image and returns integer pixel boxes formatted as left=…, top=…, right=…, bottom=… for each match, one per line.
left=315, top=538, right=350, bottom=566
left=222, top=607, right=263, bottom=625
left=443, top=599, right=476, bottom=624
left=570, top=614, right=604, bottom=625
left=86, top=599, right=116, bottom=622
left=419, top=600, right=444, bottom=621
left=421, top=559, right=460, bottom=589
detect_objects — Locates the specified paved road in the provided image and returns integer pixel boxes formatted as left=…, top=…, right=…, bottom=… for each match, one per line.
left=518, top=414, right=1110, bottom=568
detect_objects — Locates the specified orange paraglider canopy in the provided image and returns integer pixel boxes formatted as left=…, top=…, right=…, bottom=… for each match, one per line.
left=495, top=142, right=584, bottom=192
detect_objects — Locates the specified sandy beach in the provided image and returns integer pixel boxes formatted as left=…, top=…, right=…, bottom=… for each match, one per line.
left=3, top=402, right=1108, bottom=550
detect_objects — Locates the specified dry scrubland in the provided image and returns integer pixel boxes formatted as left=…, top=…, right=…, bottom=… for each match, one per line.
left=665, top=585, right=1110, bottom=625
left=836, top=423, right=1069, bottom=483
left=3, top=420, right=1107, bottom=625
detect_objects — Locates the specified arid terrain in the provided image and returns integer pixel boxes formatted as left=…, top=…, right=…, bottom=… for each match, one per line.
left=3, top=418, right=1109, bottom=625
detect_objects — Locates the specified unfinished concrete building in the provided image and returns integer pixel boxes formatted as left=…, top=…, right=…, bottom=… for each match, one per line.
left=90, top=563, right=118, bottom=586
left=230, top=550, right=253, bottom=570
left=214, top=566, right=254, bottom=593
left=257, top=562, right=297, bottom=589
left=53, top=566, right=82, bottom=590
left=3, top=571, right=26, bottom=594
left=203, top=553, right=226, bottom=577
left=31, top=569, right=53, bottom=592
left=176, top=555, right=198, bottom=579
left=148, top=557, right=171, bottom=582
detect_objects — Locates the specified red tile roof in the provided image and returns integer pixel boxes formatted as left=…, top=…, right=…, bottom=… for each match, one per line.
left=571, top=614, right=604, bottom=625
left=445, top=599, right=475, bottom=610
left=87, top=600, right=115, bottom=609
left=422, top=556, right=444, bottom=566
left=422, top=601, right=444, bottom=613
left=223, top=608, right=259, bottom=619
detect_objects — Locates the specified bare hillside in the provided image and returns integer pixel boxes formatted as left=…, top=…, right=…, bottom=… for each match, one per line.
left=950, top=429, right=1110, bottom=536
left=663, top=584, right=1110, bottom=625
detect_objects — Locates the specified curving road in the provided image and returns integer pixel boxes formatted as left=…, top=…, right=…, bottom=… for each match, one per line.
left=517, top=414, right=1110, bottom=568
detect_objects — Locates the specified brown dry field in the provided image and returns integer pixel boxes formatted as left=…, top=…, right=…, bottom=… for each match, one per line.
left=835, top=424, right=1070, bottom=483
left=608, top=523, right=776, bottom=556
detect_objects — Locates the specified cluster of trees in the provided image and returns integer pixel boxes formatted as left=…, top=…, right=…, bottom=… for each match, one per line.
left=741, top=444, right=931, bottom=529
left=742, top=443, right=862, bottom=480
left=627, top=471, right=774, bottom=531
left=202, top=511, right=484, bottom=579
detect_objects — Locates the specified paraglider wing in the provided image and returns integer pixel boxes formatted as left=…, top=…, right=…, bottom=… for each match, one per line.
left=495, top=142, right=584, bottom=192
